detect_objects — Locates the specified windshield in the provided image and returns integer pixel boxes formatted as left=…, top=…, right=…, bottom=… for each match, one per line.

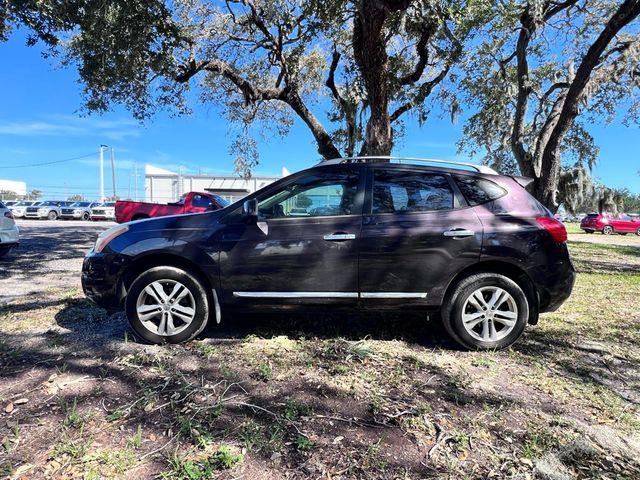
left=71, top=202, right=91, bottom=207
left=101, top=202, right=116, bottom=207
left=40, top=201, right=58, bottom=206
left=15, top=201, right=33, bottom=207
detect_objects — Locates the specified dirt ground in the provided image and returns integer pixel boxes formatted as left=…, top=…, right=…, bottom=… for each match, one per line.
left=0, top=220, right=639, bottom=479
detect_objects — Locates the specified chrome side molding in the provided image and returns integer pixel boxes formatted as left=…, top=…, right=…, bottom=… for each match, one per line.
left=233, top=291, right=427, bottom=299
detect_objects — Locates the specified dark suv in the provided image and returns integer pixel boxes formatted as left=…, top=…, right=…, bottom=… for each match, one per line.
left=82, top=158, right=575, bottom=349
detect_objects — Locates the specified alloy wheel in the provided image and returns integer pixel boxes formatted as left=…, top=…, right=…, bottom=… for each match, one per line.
left=461, top=286, right=518, bottom=342
left=135, top=279, right=196, bottom=336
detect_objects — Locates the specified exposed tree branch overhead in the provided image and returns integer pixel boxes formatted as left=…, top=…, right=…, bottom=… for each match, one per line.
left=2, top=0, right=490, bottom=176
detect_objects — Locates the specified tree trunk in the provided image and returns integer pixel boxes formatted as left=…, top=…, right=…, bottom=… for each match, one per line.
left=353, top=0, right=394, bottom=156
left=536, top=0, right=640, bottom=211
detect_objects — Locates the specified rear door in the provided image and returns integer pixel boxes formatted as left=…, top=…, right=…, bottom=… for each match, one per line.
left=358, top=167, right=483, bottom=307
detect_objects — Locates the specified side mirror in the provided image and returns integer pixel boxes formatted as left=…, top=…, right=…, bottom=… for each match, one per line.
left=242, top=199, right=258, bottom=222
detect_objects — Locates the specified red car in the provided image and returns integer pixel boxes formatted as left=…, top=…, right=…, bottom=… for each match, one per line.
left=115, top=192, right=228, bottom=223
left=580, top=213, right=640, bottom=235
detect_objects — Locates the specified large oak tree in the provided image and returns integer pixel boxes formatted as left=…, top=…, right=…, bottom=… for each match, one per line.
left=2, top=0, right=489, bottom=177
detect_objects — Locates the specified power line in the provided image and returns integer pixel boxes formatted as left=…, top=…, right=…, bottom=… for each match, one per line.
left=0, top=152, right=98, bottom=169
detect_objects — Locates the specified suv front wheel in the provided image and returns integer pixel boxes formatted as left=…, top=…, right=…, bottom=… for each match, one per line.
left=125, top=266, right=210, bottom=344
left=442, top=273, right=529, bottom=350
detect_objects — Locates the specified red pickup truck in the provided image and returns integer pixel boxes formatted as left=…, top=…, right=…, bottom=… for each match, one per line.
left=115, top=192, right=228, bottom=223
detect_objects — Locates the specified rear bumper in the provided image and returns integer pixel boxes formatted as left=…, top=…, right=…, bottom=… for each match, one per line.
left=526, top=250, right=576, bottom=313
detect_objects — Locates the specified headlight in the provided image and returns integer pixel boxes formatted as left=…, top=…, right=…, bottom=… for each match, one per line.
left=94, top=225, right=129, bottom=253
left=74, top=209, right=82, bottom=214
left=38, top=208, right=47, bottom=213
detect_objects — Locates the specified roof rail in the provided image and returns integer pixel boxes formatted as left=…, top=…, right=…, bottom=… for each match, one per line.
left=317, top=156, right=498, bottom=175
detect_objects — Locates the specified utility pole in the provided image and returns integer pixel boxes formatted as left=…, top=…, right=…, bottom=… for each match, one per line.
left=110, top=147, right=117, bottom=199
left=99, top=144, right=108, bottom=202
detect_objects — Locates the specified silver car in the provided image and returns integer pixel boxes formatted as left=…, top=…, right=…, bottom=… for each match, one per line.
left=0, top=201, right=19, bottom=258
left=60, top=201, right=99, bottom=220
left=24, top=200, right=73, bottom=220
left=10, top=200, right=38, bottom=218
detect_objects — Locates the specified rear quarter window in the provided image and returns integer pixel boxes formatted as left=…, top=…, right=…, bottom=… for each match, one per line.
left=454, top=175, right=507, bottom=206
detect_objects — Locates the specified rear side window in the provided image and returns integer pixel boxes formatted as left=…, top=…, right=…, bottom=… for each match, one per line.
left=454, top=175, right=506, bottom=206
left=373, top=170, right=453, bottom=213
left=0, top=201, right=5, bottom=208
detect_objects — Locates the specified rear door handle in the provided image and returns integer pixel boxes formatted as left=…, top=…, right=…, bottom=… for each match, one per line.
left=324, top=233, right=356, bottom=241
left=443, top=229, right=475, bottom=238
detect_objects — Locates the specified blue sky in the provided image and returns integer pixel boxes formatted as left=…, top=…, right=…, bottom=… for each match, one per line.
left=0, top=30, right=639, bottom=201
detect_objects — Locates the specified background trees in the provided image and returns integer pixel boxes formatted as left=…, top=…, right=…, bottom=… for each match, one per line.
left=459, top=0, right=640, bottom=211
left=2, top=1, right=640, bottom=211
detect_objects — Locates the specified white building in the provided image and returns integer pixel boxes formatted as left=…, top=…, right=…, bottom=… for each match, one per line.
left=0, top=179, right=27, bottom=199
left=144, top=164, right=284, bottom=204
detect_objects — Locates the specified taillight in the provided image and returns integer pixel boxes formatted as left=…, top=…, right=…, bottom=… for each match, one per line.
left=536, top=216, right=567, bottom=243
left=4, top=211, right=13, bottom=219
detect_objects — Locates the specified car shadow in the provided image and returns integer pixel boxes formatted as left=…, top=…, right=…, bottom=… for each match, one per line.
left=52, top=299, right=456, bottom=350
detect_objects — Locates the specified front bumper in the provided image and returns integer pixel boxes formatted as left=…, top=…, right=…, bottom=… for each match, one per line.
left=61, top=212, right=86, bottom=219
left=0, top=225, right=20, bottom=247
left=24, top=212, right=49, bottom=219
left=81, top=250, right=128, bottom=311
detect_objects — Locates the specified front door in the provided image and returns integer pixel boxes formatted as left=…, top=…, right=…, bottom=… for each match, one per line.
left=218, top=165, right=365, bottom=306
left=358, top=167, right=483, bottom=306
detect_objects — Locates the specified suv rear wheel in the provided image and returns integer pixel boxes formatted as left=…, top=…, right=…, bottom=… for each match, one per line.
left=125, top=266, right=210, bottom=344
left=442, top=273, right=529, bottom=350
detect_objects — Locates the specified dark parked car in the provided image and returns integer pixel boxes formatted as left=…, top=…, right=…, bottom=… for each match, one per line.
left=82, top=158, right=575, bottom=350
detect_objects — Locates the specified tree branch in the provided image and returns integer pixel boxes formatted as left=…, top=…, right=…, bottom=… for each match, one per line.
left=538, top=0, right=640, bottom=207
left=390, top=67, right=449, bottom=122
left=325, top=50, right=358, bottom=156
left=175, top=59, right=283, bottom=104
left=397, top=20, right=438, bottom=86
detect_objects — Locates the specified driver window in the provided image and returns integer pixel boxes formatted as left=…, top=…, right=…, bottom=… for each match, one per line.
left=258, top=170, right=359, bottom=220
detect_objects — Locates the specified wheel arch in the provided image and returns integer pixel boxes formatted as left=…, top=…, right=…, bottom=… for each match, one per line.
left=122, top=253, right=214, bottom=299
left=443, top=260, right=539, bottom=325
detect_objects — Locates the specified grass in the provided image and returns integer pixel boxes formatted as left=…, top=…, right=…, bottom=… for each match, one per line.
left=1, top=236, right=639, bottom=479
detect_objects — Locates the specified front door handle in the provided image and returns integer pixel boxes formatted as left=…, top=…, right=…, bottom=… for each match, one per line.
left=443, top=229, right=475, bottom=238
left=324, top=233, right=356, bottom=241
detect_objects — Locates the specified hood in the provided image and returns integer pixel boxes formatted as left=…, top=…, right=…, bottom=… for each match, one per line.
left=125, top=209, right=227, bottom=233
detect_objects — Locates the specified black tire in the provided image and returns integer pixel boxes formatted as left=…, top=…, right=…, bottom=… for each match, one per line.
left=585, top=230, right=594, bottom=234
left=602, top=225, right=613, bottom=235
left=0, top=246, right=11, bottom=259
left=47, top=210, right=58, bottom=220
left=125, top=266, right=210, bottom=344
left=82, top=212, right=90, bottom=221
left=620, top=233, right=627, bottom=236
left=442, top=273, right=529, bottom=350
